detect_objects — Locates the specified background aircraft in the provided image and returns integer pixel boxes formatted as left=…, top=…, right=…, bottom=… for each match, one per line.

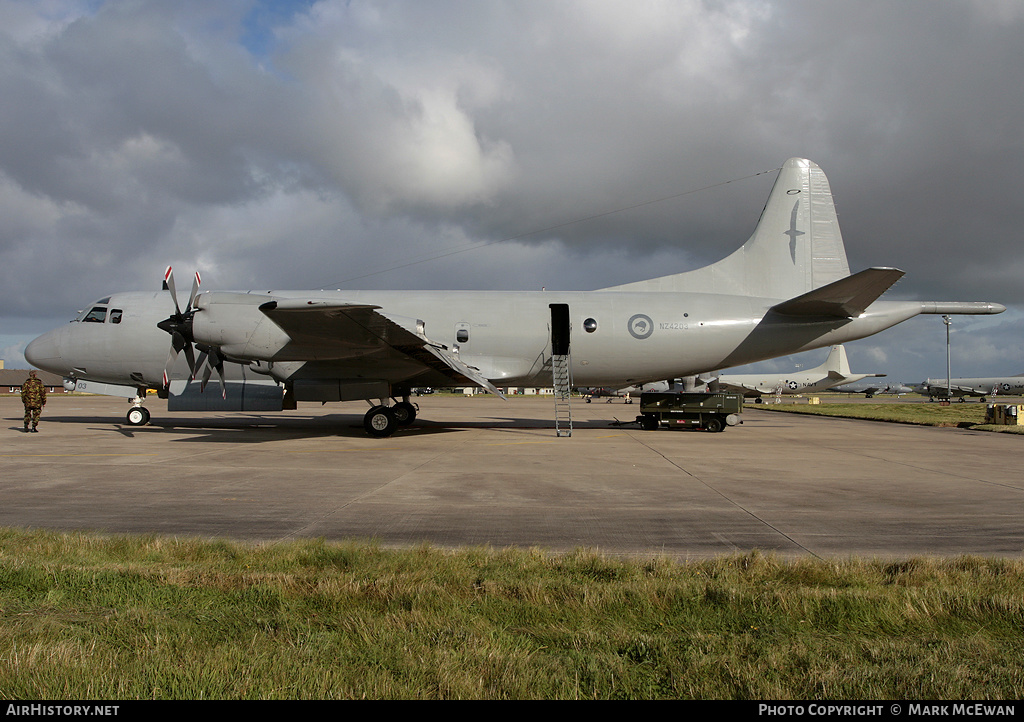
left=25, top=158, right=1004, bottom=436
left=712, top=345, right=884, bottom=402
left=912, top=375, right=1024, bottom=402
left=580, top=387, right=635, bottom=403
left=624, top=345, right=885, bottom=401
left=832, top=381, right=913, bottom=398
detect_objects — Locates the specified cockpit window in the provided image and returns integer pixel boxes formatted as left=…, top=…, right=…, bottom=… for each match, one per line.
left=82, top=306, right=107, bottom=323
left=75, top=298, right=113, bottom=323
left=109, top=309, right=123, bottom=324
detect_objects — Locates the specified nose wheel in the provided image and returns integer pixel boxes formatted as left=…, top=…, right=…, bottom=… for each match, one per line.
left=126, top=406, right=151, bottom=426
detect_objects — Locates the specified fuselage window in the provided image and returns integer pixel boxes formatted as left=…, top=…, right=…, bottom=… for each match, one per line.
left=110, top=309, right=123, bottom=324
left=82, top=307, right=107, bottom=323
left=583, top=318, right=598, bottom=333
left=456, top=329, right=470, bottom=343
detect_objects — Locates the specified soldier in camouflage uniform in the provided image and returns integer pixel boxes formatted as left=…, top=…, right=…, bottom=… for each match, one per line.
left=21, top=370, right=47, bottom=433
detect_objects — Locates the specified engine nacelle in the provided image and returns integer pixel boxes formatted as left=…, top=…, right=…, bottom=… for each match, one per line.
left=192, top=292, right=291, bottom=361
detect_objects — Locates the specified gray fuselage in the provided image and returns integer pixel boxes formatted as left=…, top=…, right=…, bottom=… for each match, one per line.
left=26, top=287, right=929, bottom=393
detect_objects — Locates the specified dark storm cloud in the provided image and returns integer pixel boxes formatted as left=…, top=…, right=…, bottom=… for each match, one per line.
left=1, top=0, right=1020, bottom=380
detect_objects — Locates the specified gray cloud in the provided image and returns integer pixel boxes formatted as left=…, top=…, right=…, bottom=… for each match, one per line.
left=1, top=0, right=1021, bottom=381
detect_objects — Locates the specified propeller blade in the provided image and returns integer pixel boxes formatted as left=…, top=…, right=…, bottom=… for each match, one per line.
left=195, top=347, right=226, bottom=399
left=164, top=266, right=182, bottom=316
left=162, top=345, right=177, bottom=389
left=200, top=362, right=213, bottom=391
left=172, top=330, right=198, bottom=375
left=187, top=271, right=201, bottom=311
left=211, top=349, right=226, bottom=399
left=182, top=340, right=197, bottom=377
left=194, top=349, right=208, bottom=382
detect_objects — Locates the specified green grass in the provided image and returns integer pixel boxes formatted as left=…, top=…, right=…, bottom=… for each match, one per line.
left=755, top=400, right=1024, bottom=433
left=1, top=528, right=1022, bottom=699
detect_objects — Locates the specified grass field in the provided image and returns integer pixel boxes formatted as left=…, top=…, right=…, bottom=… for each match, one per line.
left=755, top=399, right=1024, bottom=433
left=1, top=528, right=1022, bottom=700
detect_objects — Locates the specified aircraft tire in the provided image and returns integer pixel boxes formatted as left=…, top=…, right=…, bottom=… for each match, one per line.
left=392, top=401, right=417, bottom=426
left=364, top=406, right=397, bottom=438
left=126, top=407, right=149, bottom=426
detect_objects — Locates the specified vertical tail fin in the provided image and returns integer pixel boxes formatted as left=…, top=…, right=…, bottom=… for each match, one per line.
left=822, top=345, right=851, bottom=377
left=602, top=158, right=851, bottom=298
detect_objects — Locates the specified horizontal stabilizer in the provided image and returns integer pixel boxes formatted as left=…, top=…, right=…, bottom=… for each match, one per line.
left=770, top=268, right=904, bottom=318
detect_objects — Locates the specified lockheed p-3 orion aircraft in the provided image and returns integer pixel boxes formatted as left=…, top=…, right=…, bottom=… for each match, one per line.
left=25, top=158, right=1005, bottom=436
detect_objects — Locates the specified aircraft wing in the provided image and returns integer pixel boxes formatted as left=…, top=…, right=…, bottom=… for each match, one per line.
left=258, top=300, right=506, bottom=398
left=770, top=268, right=905, bottom=318
left=947, top=384, right=986, bottom=397
left=716, top=380, right=760, bottom=394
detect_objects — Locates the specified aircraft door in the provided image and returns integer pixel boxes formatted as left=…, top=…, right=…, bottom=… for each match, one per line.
left=550, top=303, right=570, bottom=355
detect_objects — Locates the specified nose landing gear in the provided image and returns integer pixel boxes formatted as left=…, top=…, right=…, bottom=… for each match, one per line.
left=125, top=395, right=151, bottom=426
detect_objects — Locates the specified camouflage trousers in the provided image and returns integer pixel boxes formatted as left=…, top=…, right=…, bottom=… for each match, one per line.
left=23, top=406, right=41, bottom=428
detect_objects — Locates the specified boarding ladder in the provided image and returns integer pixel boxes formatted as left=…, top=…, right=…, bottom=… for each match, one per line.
left=552, top=352, right=573, bottom=437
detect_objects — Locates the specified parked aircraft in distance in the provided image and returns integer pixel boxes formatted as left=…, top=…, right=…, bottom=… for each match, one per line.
left=712, top=345, right=883, bottom=402
left=913, top=375, right=1024, bottom=402
left=625, top=345, right=885, bottom=402
left=832, top=381, right=913, bottom=397
left=25, top=158, right=1005, bottom=436
left=580, top=387, right=635, bottom=403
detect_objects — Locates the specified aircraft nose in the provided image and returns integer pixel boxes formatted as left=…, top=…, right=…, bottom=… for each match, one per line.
left=24, top=329, right=63, bottom=372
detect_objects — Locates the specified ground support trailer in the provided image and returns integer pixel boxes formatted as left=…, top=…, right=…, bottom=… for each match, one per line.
left=634, top=392, right=744, bottom=431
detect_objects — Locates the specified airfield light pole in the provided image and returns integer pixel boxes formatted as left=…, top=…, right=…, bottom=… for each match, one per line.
left=942, top=315, right=952, bottom=401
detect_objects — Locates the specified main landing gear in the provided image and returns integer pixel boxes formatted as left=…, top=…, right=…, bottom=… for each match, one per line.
left=363, top=398, right=418, bottom=438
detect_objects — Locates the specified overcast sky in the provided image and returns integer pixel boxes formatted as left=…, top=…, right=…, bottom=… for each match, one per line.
left=1, top=0, right=1022, bottom=384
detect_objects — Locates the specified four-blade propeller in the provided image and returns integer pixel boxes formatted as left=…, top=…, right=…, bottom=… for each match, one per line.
left=156, top=266, right=226, bottom=398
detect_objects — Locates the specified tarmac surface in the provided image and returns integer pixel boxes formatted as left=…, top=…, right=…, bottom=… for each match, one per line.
left=3, top=394, right=1023, bottom=560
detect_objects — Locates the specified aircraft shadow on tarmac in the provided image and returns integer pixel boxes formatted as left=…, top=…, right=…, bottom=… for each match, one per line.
left=26, top=412, right=635, bottom=443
